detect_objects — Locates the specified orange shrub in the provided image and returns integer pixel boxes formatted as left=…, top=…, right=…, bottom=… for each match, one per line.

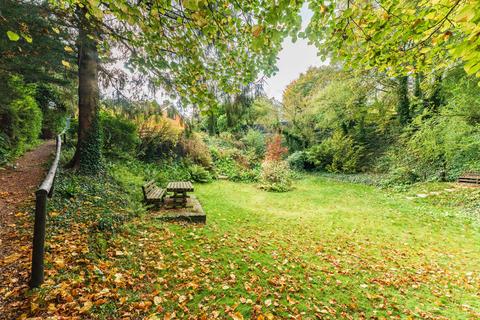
left=265, top=134, right=288, bottom=162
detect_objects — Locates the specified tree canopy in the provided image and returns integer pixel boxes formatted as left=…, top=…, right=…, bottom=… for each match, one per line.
left=49, top=0, right=304, bottom=107
left=306, top=0, right=480, bottom=78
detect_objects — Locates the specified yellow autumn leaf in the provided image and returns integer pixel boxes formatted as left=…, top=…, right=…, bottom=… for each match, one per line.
left=80, top=300, right=93, bottom=313
left=64, top=46, right=74, bottom=52
left=47, top=303, right=57, bottom=312
left=252, top=25, right=263, bottom=37
left=231, top=311, right=244, bottom=320
left=61, top=60, right=71, bottom=68
left=54, top=258, right=65, bottom=268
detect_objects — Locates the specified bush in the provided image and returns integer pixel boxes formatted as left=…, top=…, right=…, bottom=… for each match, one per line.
left=242, top=129, right=265, bottom=158
left=100, top=112, right=139, bottom=157
left=181, top=132, right=212, bottom=168
left=214, top=156, right=260, bottom=182
left=380, top=109, right=480, bottom=183
left=287, top=151, right=308, bottom=171
left=189, top=164, right=213, bottom=183
left=307, top=132, right=364, bottom=173
left=265, top=134, right=288, bottom=161
left=386, top=166, right=420, bottom=186
left=0, top=74, right=42, bottom=163
left=259, top=160, right=293, bottom=192
left=137, top=118, right=182, bottom=161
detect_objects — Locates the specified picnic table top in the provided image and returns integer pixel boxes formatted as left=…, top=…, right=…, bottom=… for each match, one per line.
left=167, top=181, right=194, bottom=192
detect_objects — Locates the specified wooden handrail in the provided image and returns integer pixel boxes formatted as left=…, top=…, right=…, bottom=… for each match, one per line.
left=38, top=136, right=61, bottom=196
left=30, top=118, right=69, bottom=288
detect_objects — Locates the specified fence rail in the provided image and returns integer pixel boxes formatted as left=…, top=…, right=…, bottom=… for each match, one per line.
left=30, top=120, right=69, bottom=288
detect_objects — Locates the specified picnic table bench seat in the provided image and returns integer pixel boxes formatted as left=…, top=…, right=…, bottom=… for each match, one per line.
left=458, top=172, right=480, bottom=186
left=142, top=180, right=166, bottom=205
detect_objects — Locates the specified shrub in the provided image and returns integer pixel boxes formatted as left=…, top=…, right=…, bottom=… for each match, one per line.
left=214, top=156, right=259, bottom=182
left=242, top=129, right=265, bottom=157
left=189, top=164, right=213, bottom=183
left=307, top=132, right=364, bottom=173
left=259, top=160, right=293, bottom=192
left=386, top=166, right=420, bottom=185
left=265, top=134, right=288, bottom=161
left=181, top=132, right=212, bottom=168
left=287, top=151, right=308, bottom=171
left=0, top=133, right=10, bottom=163
left=100, top=111, right=139, bottom=157
left=0, top=74, right=42, bottom=163
left=137, top=118, right=182, bottom=161
left=380, top=111, right=480, bottom=183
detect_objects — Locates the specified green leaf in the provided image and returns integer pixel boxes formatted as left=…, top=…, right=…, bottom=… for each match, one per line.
left=6, top=31, right=20, bottom=41
left=22, top=34, right=33, bottom=43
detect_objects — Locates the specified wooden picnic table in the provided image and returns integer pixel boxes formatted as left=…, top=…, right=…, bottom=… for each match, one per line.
left=166, top=181, right=194, bottom=208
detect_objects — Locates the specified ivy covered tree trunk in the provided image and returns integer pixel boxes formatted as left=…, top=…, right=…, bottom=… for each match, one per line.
left=427, top=75, right=445, bottom=112
left=397, top=76, right=411, bottom=126
left=207, top=111, right=216, bottom=136
left=68, top=8, right=102, bottom=174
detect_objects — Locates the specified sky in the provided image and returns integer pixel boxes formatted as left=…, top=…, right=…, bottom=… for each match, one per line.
left=263, top=6, right=325, bottom=102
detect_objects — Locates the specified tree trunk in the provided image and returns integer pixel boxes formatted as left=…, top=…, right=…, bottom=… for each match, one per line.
left=207, top=111, right=216, bottom=136
left=397, top=76, right=411, bottom=126
left=68, top=8, right=102, bottom=174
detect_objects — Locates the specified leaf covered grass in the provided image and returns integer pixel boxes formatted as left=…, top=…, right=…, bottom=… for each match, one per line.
left=10, top=174, right=480, bottom=319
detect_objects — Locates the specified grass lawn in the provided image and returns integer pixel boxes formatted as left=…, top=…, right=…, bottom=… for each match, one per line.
left=20, top=175, right=480, bottom=319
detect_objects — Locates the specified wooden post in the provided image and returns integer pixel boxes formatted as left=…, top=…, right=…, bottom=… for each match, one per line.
left=30, top=189, right=48, bottom=288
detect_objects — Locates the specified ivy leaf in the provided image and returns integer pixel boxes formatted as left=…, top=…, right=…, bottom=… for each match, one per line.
left=61, top=60, right=71, bottom=68
left=6, top=31, right=20, bottom=41
left=22, top=34, right=33, bottom=43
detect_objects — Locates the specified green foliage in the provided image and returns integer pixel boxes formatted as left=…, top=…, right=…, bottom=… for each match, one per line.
left=306, top=0, right=480, bottom=78
left=307, top=132, right=364, bottom=173
left=181, top=132, right=212, bottom=168
left=189, top=164, right=213, bottom=183
left=100, top=111, right=139, bottom=158
left=137, top=121, right=181, bottom=162
left=50, top=166, right=144, bottom=234
left=0, top=74, right=42, bottom=163
left=48, top=0, right=303, bottom=110
left=286, top=151, right=309, bottom=171
left=35, top=84, right=68, bottom=139
left=259, top=160, right=293, bottom=192
left=213, top=156, right=260, bottom=183
left=206, top=133, right=261, bottom=182
left=109, top=158, right=193, bottom=188
left=382, top=111, right=480, bottom=183
left=283, top=66, right=342, bottom=150
left=378, top=69, right=480, bottom=184
left=0, top=0, right=76, bottom=85
left=397, top=76, right=411, bottom=126
left=78, top=114, right=103, bottom=175
left=242, top=129, right=265, bottom=158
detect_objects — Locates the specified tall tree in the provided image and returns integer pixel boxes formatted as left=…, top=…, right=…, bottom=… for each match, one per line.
left=69, top=7, right=101, bottom=172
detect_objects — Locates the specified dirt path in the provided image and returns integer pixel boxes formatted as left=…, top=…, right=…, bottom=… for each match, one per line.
left=0, top=140, right=56, bottom=317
